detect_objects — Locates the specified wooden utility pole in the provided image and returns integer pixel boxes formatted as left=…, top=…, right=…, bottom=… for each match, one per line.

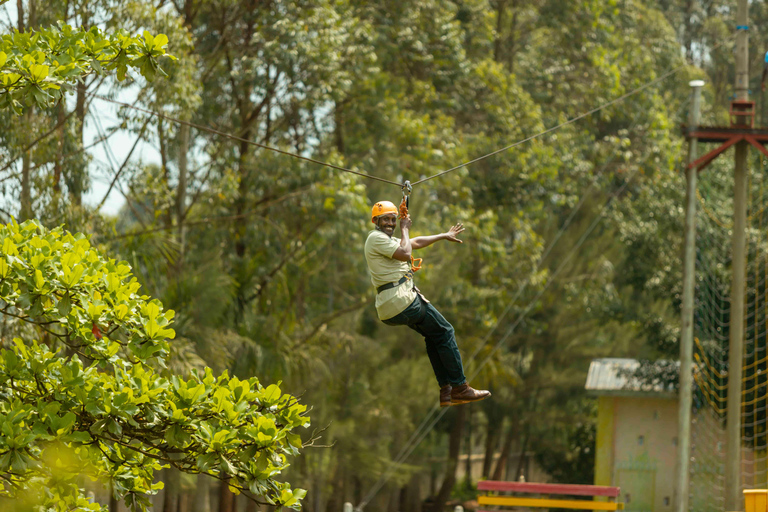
left=726, top=0, right=749, bottom=509
left=676, top=79, right=703, bottom=512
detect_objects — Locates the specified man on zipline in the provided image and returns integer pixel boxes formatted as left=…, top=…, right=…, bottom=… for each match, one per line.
left=365, top=200, right=491, bottom=407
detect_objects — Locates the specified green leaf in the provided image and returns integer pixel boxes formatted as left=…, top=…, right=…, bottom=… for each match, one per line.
left=262, top=384, right=281, bottom=405
left=57, top=293, right=71, bottom=316
left=153, top=34, right=169, bottom=50
left=34, top=269, right=44, bottom=290
left=56, top=412, right=76, bottom=434
left=29, top=64, right=49, bottom=82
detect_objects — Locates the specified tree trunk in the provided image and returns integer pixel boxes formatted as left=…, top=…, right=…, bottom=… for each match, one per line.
left=157, top=119, right=173, bottom=230
left=109, top=481, right=119, bottom=511
left=482, top=406, right=504, bottom=478
left=334, top=100, right=344, bottom=154
left=178, top=491, right=189, bottom=512
left=28, top=0, right=36, bottom=27
left=16, top=0, right=24, bottom=32
left=20, top=109, right=33, bottom=221
left=404, top=472, right=421, bottom=512
left=233, top=133, right=252, bottom=325
left=464, top=405, right=472, bottom=482
left=71, top=76, right=87, bottom=206
left=53, top=98, right=66, bottom=196
left=684, top=0, right=694, bottom=61
left=218, top=478, right=234, bottom=512
left=388, top=486, right=399, bottom=512
left=177, top=122, right=189, bottom=262
left=507, top=0, right=518, bottom=73
left=513, top=425, right=530, bottom=481
left=432, top=407, right=465, bottom=512
left=163, top=467, right=180, bottom=512
left=192, top=473, right=211, bottom=512
left=493, top=0, right=505, bottom=63
left=491, top=416, right=517, bottom=481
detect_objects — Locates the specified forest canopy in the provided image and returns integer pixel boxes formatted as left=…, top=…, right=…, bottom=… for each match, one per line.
left=0, top=0, right=761, bottom=511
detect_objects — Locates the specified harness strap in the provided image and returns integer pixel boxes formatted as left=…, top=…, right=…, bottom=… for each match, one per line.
left=377, top=274, right=412, bottom=294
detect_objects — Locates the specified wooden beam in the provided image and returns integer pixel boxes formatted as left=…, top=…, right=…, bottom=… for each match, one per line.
left=745, top=135, right=768, bottom=159
left=687, top=135, right=742, bottom=171
left=476, top=481, right=620, bottom=498
left=478, top=497, right=624, bottom=510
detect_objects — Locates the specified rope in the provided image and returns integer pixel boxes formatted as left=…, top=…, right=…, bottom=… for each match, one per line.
left=88, top=93, right=404, bottom=187
left=413, top=67, right=682, bottom=186
left=412, top=33, right=736, bottom=187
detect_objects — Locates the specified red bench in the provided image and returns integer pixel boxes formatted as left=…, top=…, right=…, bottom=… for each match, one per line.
left=477, top=480, right=624, bottom=511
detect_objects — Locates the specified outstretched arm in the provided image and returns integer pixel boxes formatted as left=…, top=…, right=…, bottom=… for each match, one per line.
left=412, top=223, right=464, bottom=250
left=391, top=216, right=414, bottom=262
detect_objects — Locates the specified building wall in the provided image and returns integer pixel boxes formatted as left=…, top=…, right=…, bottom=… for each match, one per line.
left=595, top=396, right=679, bottom=512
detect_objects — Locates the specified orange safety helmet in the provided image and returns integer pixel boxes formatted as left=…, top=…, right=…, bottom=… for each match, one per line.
left=371, top=201, right=398, bottom=223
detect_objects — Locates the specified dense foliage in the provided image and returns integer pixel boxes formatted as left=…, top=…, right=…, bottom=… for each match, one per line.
left=0, top=23, right=173, bottom=113
left=0, top=220, right=309, bottom=510
left=0, top=0, right=762, bottom=511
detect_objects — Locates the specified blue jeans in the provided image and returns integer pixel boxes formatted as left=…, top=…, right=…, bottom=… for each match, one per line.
left=383, top=295, right=467, bottom=387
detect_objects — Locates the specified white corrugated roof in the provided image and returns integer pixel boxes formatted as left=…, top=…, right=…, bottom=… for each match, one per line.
left=585, top=358, right=677, bottom=397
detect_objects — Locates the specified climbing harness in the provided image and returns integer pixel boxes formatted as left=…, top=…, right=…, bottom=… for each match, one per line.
left=376, top=271, right=413, bottom=294
left=399, top=181, right=422, bottom=272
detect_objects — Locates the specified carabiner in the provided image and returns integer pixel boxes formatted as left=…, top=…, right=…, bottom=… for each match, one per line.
left=402, top=180, right=412, bottom=209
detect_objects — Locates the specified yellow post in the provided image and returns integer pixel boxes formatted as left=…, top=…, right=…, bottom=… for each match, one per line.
left=744, top=489, right=768, bottom=512
left=595, top=396, right=615, bottom=501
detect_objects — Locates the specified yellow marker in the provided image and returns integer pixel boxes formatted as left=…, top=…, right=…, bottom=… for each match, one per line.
left=478, top=496, right=624, bottom=511
left=744, top=489, right=768, bottom=512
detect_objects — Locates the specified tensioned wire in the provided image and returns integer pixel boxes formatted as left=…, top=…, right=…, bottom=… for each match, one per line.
left=89, top=61, right=695, bottom=193
left=88, top=34, right=732, bottom=195
left=83, top=36, right=736, bottom=243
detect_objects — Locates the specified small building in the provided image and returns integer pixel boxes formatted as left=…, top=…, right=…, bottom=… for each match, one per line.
left=586, top=358, right=679, bottom=512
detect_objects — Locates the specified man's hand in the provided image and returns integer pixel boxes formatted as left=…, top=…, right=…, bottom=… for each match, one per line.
left=400, top=215, right=412, bottom=231
left=444, top=223, right=464, bottom=243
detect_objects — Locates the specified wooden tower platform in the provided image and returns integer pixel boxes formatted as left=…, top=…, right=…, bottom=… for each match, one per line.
left=683, top=100, right=768, bottom=171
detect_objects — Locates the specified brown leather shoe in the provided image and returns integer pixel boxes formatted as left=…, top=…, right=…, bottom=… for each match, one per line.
left=440, top=385, right=452, bottom=407
left=450, top=383, right=491, bottom=404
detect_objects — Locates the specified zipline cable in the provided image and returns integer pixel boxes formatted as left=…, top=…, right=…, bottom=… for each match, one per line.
left=88, top=93, right=404, bottom=187
left=413, top=66, right=683, bottom=185
left=92, top=67, right=677, bottom=192
left=413, top=31, right=732, bottom=186
left=90, top=52, right=696, bottom=193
